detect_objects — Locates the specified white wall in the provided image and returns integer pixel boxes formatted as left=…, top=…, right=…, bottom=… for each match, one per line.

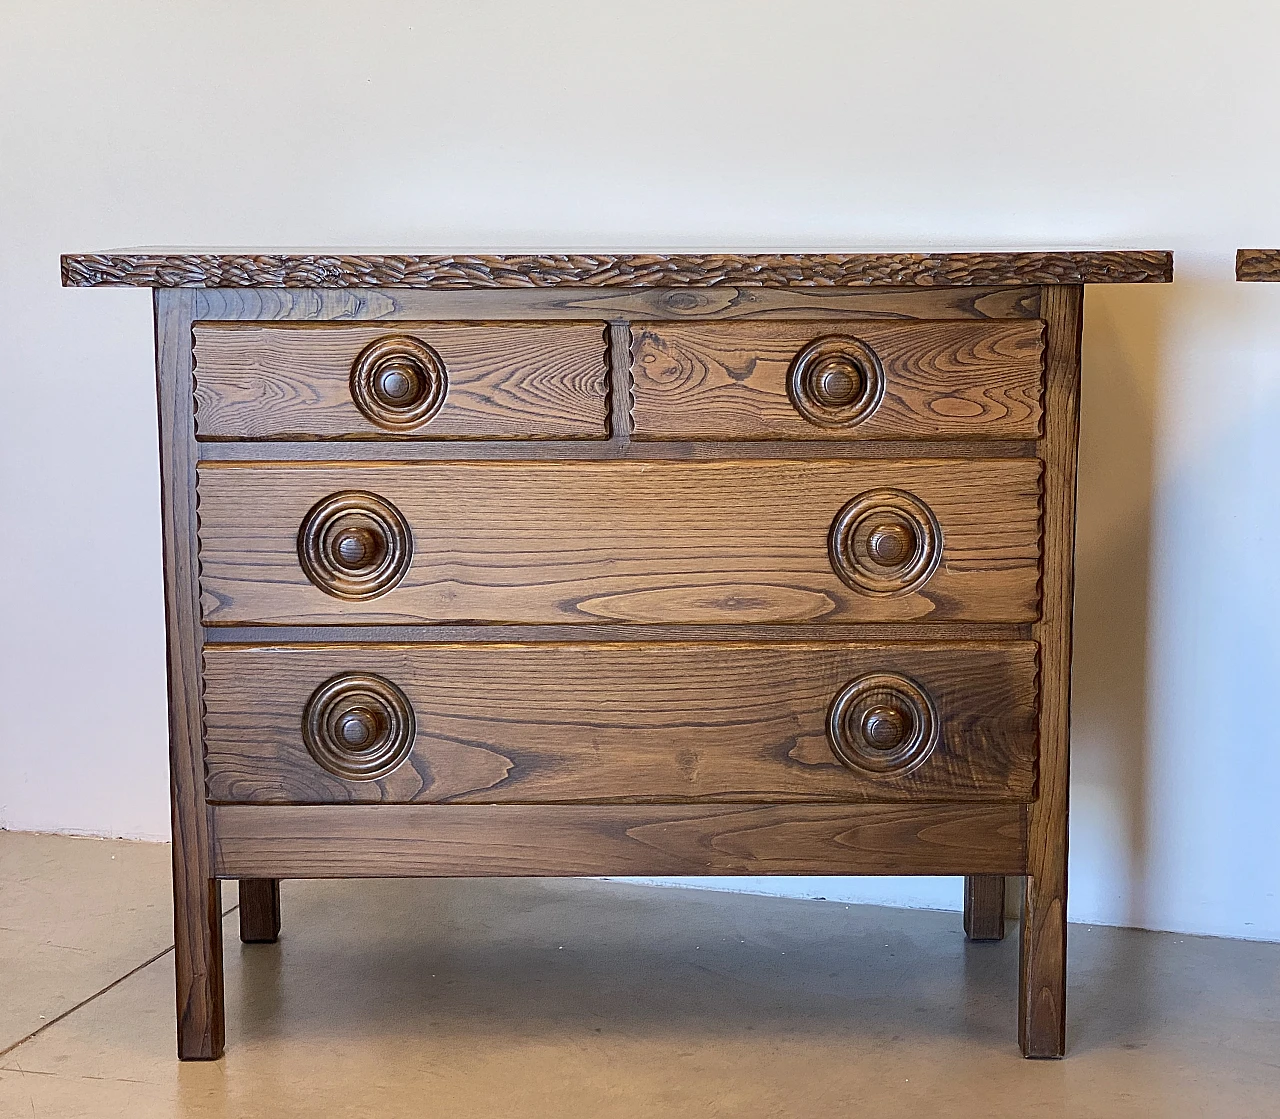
left=2, top=1, right=1277, bottom=940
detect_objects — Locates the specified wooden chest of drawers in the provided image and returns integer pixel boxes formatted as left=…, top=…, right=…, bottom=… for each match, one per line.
left=63, top=249, right=1173, bottom=1060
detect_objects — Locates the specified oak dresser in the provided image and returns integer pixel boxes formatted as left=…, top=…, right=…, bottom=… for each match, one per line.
left=62, top=249, right=1173, bottom=1059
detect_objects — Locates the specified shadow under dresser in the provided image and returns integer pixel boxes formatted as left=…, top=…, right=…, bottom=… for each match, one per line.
left=61, top=248, right=1174, bottom=1059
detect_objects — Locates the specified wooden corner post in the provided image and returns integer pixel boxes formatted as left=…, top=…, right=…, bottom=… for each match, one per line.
left=155, top=289, right=225, bottom=1059
left=1019, top=283, right=1083, bottom=1058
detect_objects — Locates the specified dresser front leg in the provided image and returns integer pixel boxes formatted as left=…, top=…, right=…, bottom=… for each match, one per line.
left=963, top=875, right=1006, bottom=941
left=1019, top=866, right=1067, bottom=1057
left=238, top=879, right=282, bottom=943
left=173, top=872, right=225, bottom=1060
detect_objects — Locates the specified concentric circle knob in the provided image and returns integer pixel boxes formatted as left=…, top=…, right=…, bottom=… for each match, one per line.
left=828, top=673, right=938, bottom=778
left=338, top=708, right=379, bottom=748
left=297, top=491, right=412, bottom=600
left=810, top=356, right=862, bottom=406
left=861, top=703, right=909, bottom=750
left=828, top=489, right=942, bottom=597
left=866, top=521, right=915, bottom=566
left=350, top=335, right=447, bottom=430
left=302, top=672, right=416, bottom=781
left=787, top=335, right=885, bottom=428
left=333, top=524, right=383, bottom=568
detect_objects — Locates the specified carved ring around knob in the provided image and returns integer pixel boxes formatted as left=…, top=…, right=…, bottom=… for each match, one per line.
left=827, top=672, right=938, bottom=778
left=350, top=335, right=447, bottom=430
left=297, top=490, right=412, bottom=600
left=828, top=488, right=942, bottom=597
left=302, top=672, right=416, bottom=781
left=787, top=335, right=885, bottom=428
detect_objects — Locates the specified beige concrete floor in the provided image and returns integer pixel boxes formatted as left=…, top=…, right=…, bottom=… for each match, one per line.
left=1, top=832, right=1277, bottom=1118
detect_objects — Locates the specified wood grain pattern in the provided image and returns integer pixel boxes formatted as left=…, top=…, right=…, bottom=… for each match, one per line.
left=189, top=285, right=1044, bottom=323
left=202, top=621, right=1036, bottom=645
left=198, top=438, right=1041, bottom=463
left=1020, top=285, right=1082, bottom=1059
left=964, top=874, right=1007, bottom=940
left=630, top=320, right=1044, bottom=440
left=237, top=879, right=280, bottom=943
left=62, top=250, right=1174, bottom=289
left=196, top=459, right=1043, bottom=625
left=193, top=322, right=609, bottom=439
left=1235, top=249, right=1280, bottom=281
left=202, top=642, right=1040, bottom=805
left=155, top=290, right=224, bottom=1059
left=210, top=803, right=1028, bottom=878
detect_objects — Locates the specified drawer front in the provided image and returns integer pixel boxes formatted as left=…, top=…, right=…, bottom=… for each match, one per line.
left=193, top=322, right=610, bottom=439
left=196, top=459, right=1042, bottom=625
left=630, top=320, right=1044, bottom=440
left=202, top=642, right=1039, bottom=804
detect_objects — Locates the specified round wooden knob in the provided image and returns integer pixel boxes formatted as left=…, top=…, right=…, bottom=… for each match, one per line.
left=327, top=517, right=381, bottom=565
left=829, top=489, right=942, bottom=597
left=860, top=703, right=909, bottom=750
left=337, top=707, right=379, bottom=748
left=298, top=491, right=412, bottom=600
left=303, top=672, right=415, bottom=781
left=787, top=336, right=885, bottom=428
left=828, top=673, right=937, bottom=778
left=810, top=355, right=862, bottom=406
left=866, top=521, right=915, bottom=567
left=350, top=335, right=447, bottom=430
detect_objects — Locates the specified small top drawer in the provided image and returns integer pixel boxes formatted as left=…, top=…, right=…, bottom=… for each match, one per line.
left=193, top=321, right=610, bottom=439
left=629, top=320, right=1044, bottom=441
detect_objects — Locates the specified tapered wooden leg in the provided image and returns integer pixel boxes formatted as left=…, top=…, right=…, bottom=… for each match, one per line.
left=239, top=878, right=282, bottom=943
left=964, top=875, right=1006, bottom=941
left=173, top=871, right=225, bottom=1060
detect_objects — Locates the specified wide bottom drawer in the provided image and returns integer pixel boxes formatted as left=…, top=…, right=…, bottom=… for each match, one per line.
left=203, top=642, right=1038, bottom=804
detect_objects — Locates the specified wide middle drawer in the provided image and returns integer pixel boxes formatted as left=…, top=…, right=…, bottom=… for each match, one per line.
left=196, top=459, right=1042, bottom=625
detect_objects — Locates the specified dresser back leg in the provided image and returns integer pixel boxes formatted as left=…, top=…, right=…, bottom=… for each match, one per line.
left=238, top=879, right=282, bottom=943
left=964, top=875, right=1006, bottom=941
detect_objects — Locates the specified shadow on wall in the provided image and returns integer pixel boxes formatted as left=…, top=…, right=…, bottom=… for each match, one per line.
left=1070, top=283, right=1162, bottom=928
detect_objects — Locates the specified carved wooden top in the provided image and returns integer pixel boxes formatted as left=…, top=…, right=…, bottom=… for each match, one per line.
left=61, top=250, right=1173, bottom=289
left=1236, top=249, right=1280, bottom=281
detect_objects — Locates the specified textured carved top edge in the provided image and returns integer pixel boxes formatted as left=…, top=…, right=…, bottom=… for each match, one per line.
left=1236, top=249, right=1280, bottom=281
left=61, top=250, right=1174, bottom=289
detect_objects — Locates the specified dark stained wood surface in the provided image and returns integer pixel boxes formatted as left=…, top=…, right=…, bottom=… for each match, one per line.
left=196, top=459, right=1044, bottom=625
left=62, top=250, right=1174, bottom=289
left=1019, top=284, right=1083, bottom=1058
left=236, top=879, right=281, bottom=943
left=193, top=322, right=609, bottom=439
left=202, top=642, right=1040, bottom=805
left=1235, top=249, right=1280, bottom=281
left=630, top=320, right=1044, bottom=440
left=198, top=438, right=1040, bottom=463
left=964, top=874, right=1007, bottom=940
left=201, top=621, right=1036, bottom=644
left=210, top=803, right=1028, bottom=878
left=155, top=290, right=224, bottom=1060
left=188, top=285, right=1045, bottom=323
left=66, top=259, right=1129, bottom=1059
